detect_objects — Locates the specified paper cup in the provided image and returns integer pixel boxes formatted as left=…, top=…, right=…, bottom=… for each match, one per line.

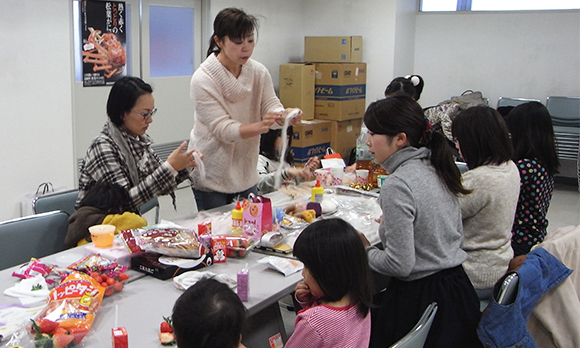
left=89, top=224, right=115, bottom=248
left=329, top=167, right=344, bottom=186
left=356, top=169, right=369, bottom=185
left=376, top=174, right=388, bottom=189
left=315, top=169, right=328, bottom=183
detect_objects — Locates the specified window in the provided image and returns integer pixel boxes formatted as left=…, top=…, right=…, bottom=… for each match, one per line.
left=421, top=0, right=580, bottom=11
left=149, top=6, right=195, bottom=77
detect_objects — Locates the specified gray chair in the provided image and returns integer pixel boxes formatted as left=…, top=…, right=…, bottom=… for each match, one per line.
left=496, top=97, right=540, bottom=108
left=390, top=302, right=438, bottom=348
left=139, top=196, right=160, bottom=224
left=455, top=161, right=469, bottom=174
left=32, top=188, right=79, bottom=216
left=0, top=210, right=69, bottom=270
left=546, top=96, right=580, bottom=180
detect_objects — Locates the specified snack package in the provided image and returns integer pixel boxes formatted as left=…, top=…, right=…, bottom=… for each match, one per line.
left=68, top=254, right=127, bottom=277
left=121, top=228, right=204, bottom=259
left=224, top=235, right=255, bottom=258
left=257, top=256, right=304, bottom=276
left=12, top=259, right=70, bottom=287
left=28, top=272, right=105, bottom=346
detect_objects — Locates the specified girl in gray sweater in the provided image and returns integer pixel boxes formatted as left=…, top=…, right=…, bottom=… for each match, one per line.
left=360, top=96, right=482, bottom=348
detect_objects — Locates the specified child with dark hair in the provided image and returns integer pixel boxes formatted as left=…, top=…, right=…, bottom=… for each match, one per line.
left=65, top=182, right=147, bottom=248
left=257, top=126, right=319, bottom=193
left=384, top=75, right=424, bottom=101
left=504, top=102, right=560, bottom=256
left=360, top=96, right=482, bottom=348
left=286, top=218, right=373, bottom=348
left=452, top=106, right=520, bottom=300
left=172, top=278, right=247, bottom=348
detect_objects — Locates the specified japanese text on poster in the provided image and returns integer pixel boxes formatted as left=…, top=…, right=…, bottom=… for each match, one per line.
left=81, top=0, right=127, bottom=87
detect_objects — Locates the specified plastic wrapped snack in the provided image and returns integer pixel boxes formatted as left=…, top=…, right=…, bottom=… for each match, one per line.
left=223, top=235, right=255, bottom=258
left=121, top=228, right=204, bottom=259
left=27, top=272, right=104, bottom=347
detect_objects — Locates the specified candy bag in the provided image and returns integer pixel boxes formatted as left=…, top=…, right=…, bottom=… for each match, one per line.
left=28, top=272, right=104, bottom=346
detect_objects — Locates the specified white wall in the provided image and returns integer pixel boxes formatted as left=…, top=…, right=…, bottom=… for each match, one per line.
left=415, top=11, right=580, bottom=107
left=0, top=0, right=76, bottom=220
left=210, top=0, right=405, bottom=103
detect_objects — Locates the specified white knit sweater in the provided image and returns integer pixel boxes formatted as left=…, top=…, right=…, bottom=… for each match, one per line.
left=460, top=161, right=520, bottom=289
left=188, top=54, right=283, bottom=193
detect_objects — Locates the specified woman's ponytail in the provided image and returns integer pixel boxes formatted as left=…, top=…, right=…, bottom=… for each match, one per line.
left=428, top=131, right=471, bottom=195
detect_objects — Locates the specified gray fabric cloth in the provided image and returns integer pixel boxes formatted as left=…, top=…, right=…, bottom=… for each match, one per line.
left=106, top=119, right=140, bottom=186
left=367, top=147, right=467, bottom=281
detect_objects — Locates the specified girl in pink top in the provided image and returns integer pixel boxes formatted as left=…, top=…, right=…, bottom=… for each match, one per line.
left=285, top=218, right=373, bottom=348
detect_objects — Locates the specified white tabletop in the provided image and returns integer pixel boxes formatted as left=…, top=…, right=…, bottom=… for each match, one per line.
left=0, top=188, right=381, bottom=347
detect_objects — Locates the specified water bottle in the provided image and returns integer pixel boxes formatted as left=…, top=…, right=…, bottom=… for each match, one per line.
left=356, top=126, right=372, bottom=172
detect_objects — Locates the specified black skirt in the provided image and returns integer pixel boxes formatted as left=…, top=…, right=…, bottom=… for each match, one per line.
left=369, top=265, right=483, bottom=348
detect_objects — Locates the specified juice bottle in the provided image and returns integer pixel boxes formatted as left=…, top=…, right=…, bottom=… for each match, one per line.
left=370, top=162, right=388, bottom=188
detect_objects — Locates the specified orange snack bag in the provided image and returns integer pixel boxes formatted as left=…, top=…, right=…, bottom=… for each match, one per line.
left=29, top=272, right=105, bottom=345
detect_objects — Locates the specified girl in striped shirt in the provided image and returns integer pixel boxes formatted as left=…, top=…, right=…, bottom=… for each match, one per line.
left=286, top=218, right=373, bottom=348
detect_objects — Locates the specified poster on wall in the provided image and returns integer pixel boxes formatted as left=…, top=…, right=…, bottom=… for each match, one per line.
left=81, top=0, right=127, bottom=87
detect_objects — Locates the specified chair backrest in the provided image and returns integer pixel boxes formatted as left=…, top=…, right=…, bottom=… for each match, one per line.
left=455, top=161, right=469, bottom=174
left=139, top=196, right=160, bottom=224
left=390, top=302, right=438, bottom=348
left=497, top=97, right=540, bottom=108
left=0, top=210, right=69, bottom=270
left=546, top=96, right=580, bottom=129
left=33, top=189, right=79, bottom=216
left=546, top=96, right=580, bottom=162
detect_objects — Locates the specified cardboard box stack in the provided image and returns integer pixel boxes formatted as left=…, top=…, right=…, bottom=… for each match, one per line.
left=279, top=63, right=315, bottom=120
left=280, top=36, right=366, bottom=164
left=290, top=120, right=331, bottom=165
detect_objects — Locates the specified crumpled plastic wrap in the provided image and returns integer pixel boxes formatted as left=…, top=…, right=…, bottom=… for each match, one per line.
left=121, top=228, right=203, bottom=259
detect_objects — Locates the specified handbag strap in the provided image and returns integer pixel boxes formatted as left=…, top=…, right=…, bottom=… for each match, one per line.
left=35, top=182, right=54, bottom=195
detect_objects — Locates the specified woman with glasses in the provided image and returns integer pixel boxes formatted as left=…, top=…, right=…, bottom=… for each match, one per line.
left=77, top=76, right=202, bottom=213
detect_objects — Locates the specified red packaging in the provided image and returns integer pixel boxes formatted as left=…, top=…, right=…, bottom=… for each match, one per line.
left=211, top=236, right=227, bottom=263
left=112, top=327, right=128, bottom=348
left=198, top=222, right=212, bottom=236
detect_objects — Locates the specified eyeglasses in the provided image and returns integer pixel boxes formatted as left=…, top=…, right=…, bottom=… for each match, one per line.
left=132, top=108, right=157, bottom=119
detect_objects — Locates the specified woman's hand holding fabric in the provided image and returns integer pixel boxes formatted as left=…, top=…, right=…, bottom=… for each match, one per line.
left=167, top=141, right=203, bottom=171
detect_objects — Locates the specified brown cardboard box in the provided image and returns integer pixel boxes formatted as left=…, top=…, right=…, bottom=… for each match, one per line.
left=330, top=118, right=362, bottom=161
left=279, top=63, right=315, bottom=120
left=291, top=119, right=331, bottom=164
left=314, top=63, right=366, bottom=121
left=304, top=36, right=363, bottom=63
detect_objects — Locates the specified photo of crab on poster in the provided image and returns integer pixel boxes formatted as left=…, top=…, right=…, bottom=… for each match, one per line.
left=81, top=0, right=127, bottom=87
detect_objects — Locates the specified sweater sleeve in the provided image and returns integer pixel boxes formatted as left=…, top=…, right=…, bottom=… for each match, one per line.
left=256, top=155, right=283, bottom=194
left=459, top=169, right=488, bottom=219
left=367, top=176, right=417, bottom=278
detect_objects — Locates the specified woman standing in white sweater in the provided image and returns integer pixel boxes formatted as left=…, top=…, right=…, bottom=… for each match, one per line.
left=188, top=8, right=300, bottom=210
left=452, top=106, right=520, bottom=300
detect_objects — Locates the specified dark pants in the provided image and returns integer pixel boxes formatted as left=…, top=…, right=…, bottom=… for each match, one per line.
left=370, top=265, right=483, bottom=348
left=193, top=185, right=258, bottom=211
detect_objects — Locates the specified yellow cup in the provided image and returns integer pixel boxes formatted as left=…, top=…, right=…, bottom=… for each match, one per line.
left=89, top=224, right=116, bottom=248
